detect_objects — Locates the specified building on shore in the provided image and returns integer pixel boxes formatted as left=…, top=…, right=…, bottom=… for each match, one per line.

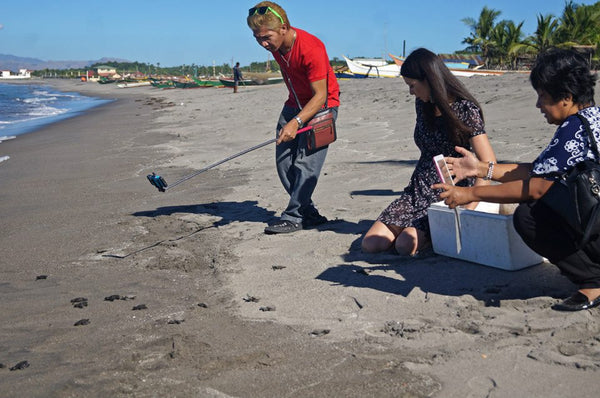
left=0, top=69, right=32, bottom=79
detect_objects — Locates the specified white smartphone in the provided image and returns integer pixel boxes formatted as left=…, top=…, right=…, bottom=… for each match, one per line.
left=433, top=154, right=454, bottom=186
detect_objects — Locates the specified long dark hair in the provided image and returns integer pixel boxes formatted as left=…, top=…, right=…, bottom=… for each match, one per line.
left=401, top=48, right=482, bottom=146
left=530, top=49, right=597, bottom=105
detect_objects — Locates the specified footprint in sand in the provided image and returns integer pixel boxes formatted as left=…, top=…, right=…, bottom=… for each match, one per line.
left=466, top=376, right=497, bottom=398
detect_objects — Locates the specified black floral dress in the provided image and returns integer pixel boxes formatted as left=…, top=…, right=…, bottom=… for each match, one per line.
left=377, top=98, right=486, bottom=235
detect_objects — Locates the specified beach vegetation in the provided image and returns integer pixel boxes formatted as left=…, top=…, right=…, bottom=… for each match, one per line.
left=462, top=1, right=599, bottom=69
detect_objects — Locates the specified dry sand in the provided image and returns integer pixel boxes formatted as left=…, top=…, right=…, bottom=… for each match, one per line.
left=1, top=74, right=599, bottom=397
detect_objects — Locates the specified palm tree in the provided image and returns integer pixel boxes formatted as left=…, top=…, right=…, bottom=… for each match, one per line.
left=514, top=13, right=560, bottom=64
left=557, top=0, right=599, bottom=46
left=462, top=6, right=502, bottom=64
left=530, top=14, right=560, bottom=52
left=489, top=20, right=526, bottom=68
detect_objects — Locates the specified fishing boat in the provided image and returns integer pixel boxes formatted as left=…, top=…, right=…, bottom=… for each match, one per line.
left=219, top=78, right=250, bottom=87
left=150, top=79, right=176, bottom=89
left=219, top=75, right=284, bottom=87
left=116, top=80, right=151, bottom=88
left=335, top=70, right=364, bottom=79
left=192, top=78, right=225, bottom=87
left=97, top=76, right=117, bottom=84
left=173, top=80, right=202, bottom=89
left=342, top=55, right=400, bottom=78
left=389, top=53, right=504, bottom=77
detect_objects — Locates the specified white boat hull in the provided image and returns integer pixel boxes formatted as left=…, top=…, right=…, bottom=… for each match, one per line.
left=116, top=81, right=152, bottom=88
left=342, top=55, right=400, bottom=78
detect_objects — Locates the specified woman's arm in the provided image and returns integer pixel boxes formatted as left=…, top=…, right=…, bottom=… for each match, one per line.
left=446, top=146, right=533, bottom=183
left=433, top=176, right=554, bottom=208
left=462, top=134, right=496, bottom=209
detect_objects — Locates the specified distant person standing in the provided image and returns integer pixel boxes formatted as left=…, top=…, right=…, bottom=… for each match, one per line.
left=247, top=1, right=340, bottom=234
left=233, top=62, right=243, bottom=93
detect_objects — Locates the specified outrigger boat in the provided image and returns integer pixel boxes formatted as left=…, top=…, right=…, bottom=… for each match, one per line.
left=389, top=53, right=505, bottom=77
left=342, top=55, right=400, bottom=78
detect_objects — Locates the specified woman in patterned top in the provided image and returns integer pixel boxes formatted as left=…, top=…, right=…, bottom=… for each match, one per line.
left=436, top=49, right=600, bottom=312
left=361, top=48, right=496, bottom=256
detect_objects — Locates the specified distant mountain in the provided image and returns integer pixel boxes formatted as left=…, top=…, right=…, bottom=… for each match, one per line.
left=0, top=54, right=131, bottom=71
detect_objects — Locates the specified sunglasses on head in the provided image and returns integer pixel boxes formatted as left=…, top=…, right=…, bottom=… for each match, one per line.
left=248, top=6, right=285, bottom=25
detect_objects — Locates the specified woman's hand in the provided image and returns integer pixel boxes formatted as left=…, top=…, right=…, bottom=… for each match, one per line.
left=446, top=146, right=481, bottom=183
left=431, top=183, right=474, bottom=209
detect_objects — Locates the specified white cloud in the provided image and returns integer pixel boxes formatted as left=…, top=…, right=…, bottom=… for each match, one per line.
left=0, top=24, right=4, bottom=30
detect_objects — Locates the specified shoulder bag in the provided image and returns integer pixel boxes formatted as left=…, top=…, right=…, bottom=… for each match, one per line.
left=282, top=68, right=337, bottom=151
left=540, top=113, right=600, bottom=248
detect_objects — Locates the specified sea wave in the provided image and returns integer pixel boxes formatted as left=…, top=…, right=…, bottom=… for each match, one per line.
left=22, top=96, right=59, bottom=104
left=28, top=105, right=68, bottom=117
left=33, top=89, right=79, bottom=99
left=0, top=135, right=16, bottom=142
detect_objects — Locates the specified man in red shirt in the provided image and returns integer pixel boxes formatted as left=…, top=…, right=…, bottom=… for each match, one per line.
left=247, top=1, right=340, bottom=234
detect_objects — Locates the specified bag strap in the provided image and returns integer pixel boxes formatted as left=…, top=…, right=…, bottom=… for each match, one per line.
left=279, top=53, right=329, bottom=111
left=574, top=112, right=600, bottom=248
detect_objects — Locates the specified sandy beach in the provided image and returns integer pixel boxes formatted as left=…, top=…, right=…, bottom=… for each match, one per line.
left=1, top=74, right=599, bottom=397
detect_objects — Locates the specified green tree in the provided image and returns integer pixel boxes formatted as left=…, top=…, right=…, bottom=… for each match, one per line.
left=557, top=0, right=599, bottom=45
left=462, top=6, right=502, bottom=64
left=530, top=13, right=561, bottom=52
left=489, top=19, right=526, bottom=67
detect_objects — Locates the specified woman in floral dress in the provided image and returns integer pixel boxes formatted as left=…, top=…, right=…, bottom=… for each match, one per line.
left=361, top=48, right=496, bottom=256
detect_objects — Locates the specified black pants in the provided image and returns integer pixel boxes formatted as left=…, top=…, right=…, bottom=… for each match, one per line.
left=513, top=200, right=600, bottom=288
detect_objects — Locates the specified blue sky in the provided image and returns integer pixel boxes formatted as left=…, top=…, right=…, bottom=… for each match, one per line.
left=0, top=0, right=597, bottom=67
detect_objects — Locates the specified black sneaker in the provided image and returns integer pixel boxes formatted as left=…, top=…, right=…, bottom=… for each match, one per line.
left=264, top=220, right=302, bottom=234
left=303, top=213, right=328, bottom=229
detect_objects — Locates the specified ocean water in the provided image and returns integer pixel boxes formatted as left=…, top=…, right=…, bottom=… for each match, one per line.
left=0, top=82, right=111, bottom=164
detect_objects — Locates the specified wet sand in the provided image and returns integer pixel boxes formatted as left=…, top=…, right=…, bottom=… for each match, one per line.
left=0, top=75, right=599, bottom=397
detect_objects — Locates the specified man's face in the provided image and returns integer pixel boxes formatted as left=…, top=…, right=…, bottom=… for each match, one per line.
left=252, top=26, right=286, bottom=52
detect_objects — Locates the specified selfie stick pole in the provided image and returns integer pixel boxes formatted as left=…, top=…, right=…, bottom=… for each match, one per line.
left=147, top=126, right=312, bottom=192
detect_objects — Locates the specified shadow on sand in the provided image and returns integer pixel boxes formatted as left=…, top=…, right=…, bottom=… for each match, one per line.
left=317, top=235, right=574, bottom=307
left=133, top=200, right=277, bottom=226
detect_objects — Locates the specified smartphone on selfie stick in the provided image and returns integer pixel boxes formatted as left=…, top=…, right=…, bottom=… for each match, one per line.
left=433, top=154, right=454, bottom=186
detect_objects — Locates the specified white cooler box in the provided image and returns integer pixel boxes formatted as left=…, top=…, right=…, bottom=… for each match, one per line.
left=427, top=201, right=543, bottom=271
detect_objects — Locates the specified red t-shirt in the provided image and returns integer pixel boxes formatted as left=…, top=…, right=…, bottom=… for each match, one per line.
left=272, top=27, right=340, bottom=109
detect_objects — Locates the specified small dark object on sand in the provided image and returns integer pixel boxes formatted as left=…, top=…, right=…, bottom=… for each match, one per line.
left=272, top=265, right=286, bottom=270
left=36, top=275, right=48, bottom=280
left=73, top=301, right=88, bottom=308
left=70, top=297, right=88, bottom=303
left=197, top=302, right=208, bottom=308
left=104, top=294, right=121, bottom=301
left=259, top=306, right=276, bottom=312
left=132, top=304, right=147, bottom=311
left=0, top=363, right=5, bottom=368
left=309, top=329, right=330, bottom=337
left=242, top=294, right=259, bottom=302
left=168, top=319, right=185, bottom=324
left=74, top=319, right=90, bottom=326
left=10, top=361, right=30, bottom=371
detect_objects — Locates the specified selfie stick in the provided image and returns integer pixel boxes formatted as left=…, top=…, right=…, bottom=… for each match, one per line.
left=147, top=126, right=313, bottom=192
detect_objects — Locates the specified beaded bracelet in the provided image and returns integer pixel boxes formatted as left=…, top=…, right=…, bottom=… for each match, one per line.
left=484, top=161, right=495, bottom=180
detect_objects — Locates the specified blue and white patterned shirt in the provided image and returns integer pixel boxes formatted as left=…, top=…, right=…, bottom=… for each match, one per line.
left=531, top=106, right=600, bottom=180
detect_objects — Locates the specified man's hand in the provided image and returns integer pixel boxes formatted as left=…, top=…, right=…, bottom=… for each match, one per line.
left=276, top=121, right=298, bottom=145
